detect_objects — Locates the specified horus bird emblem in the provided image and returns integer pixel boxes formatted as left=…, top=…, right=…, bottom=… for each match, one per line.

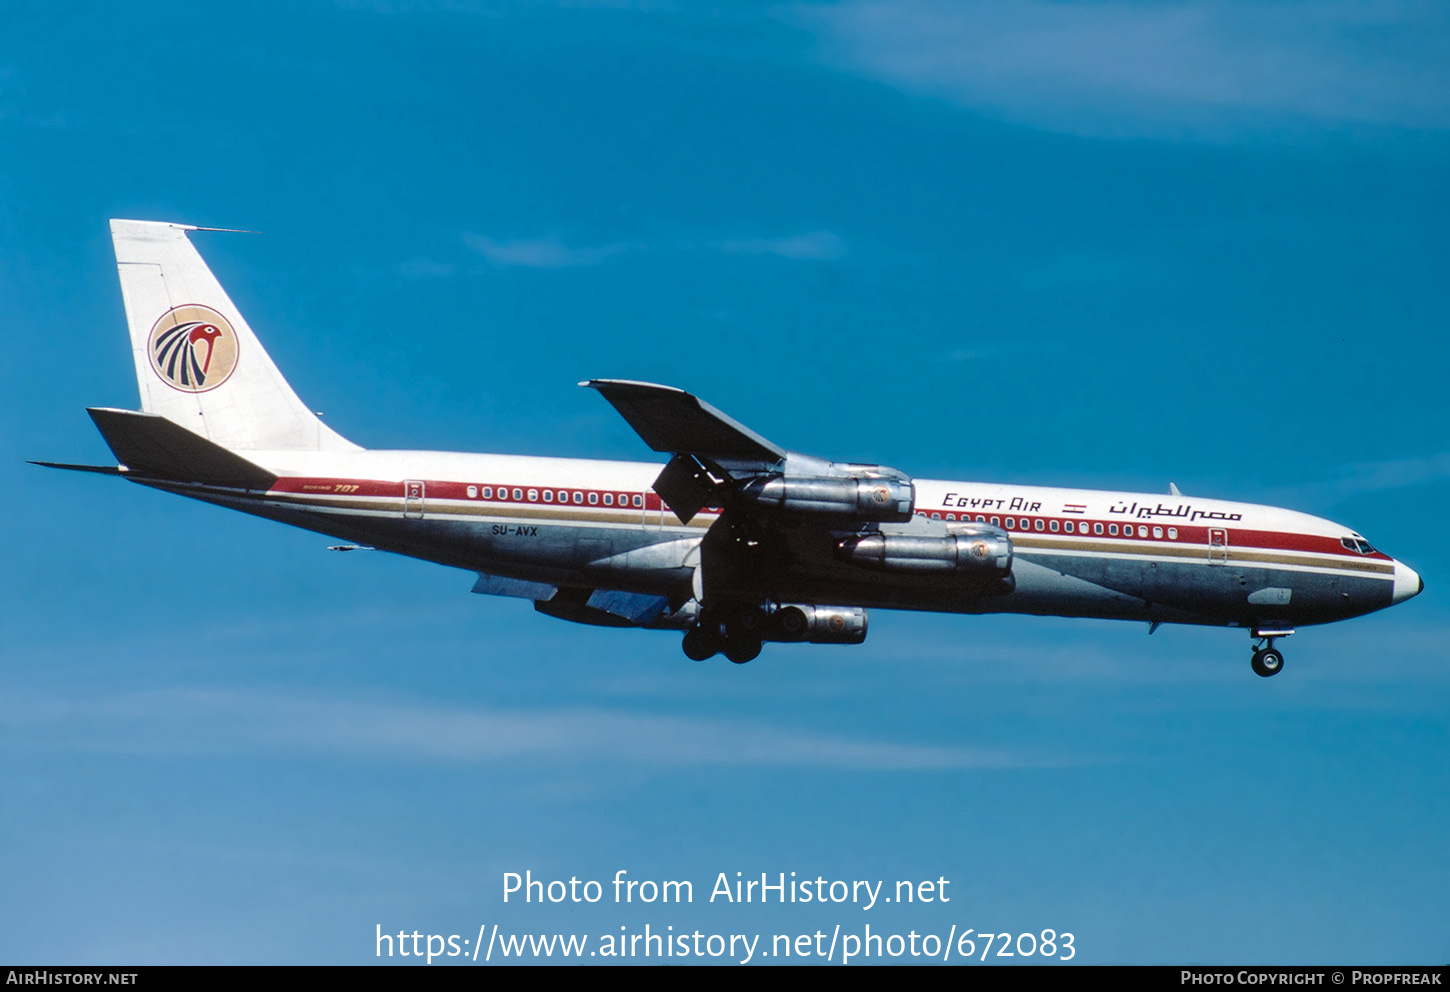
left=153, top=319, right=227, bottom=387
left=189, top=324, right=223, bottom=375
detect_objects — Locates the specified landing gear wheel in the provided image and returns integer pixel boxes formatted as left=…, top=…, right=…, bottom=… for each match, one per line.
left=723, top=637, right=762, bottom=665
left=681, top=627, right=719, bottom=662
left=1251, top=648, right=1284, bottom=678
left=733, top=605, right=765, bottom=635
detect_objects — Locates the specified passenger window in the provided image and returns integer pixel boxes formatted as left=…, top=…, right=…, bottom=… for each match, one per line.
left=1064, top=521, right=1074, bottom=533
left=931, top=512, right=941, bottom=520
left=1093, top=522, right=1103, bottom=535
left=574, top=491, right=584, bottom=504
left=543, top=490, right=554, bottom=502
left=527, top=489, right=538, bottom=502
left=511, top=488, right=522, bottom=501
left=990, top=516, right=1000, bottom=526
left=1138, top=525, right=1148, bottom=538
left=633, top=494, right=643, bottom=507
left=1168, top=527, right=1178, bottom=539
left=1049, top=520, right=1060, bottom=532
left=467, top=485, right=478, bottom=499
left=604, top=493, right=614, bottom=506
left=589, top=492, right=598, bottom=505
left=1109, top=524, right=1118, bottom=536
left=1005, top=518, right=1015, bottom=529
left=1034, top=519, right=1044, bottom=531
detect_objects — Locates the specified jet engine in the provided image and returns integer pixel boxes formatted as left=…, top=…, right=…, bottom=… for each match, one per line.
left=770, top=604, right=869, bottom=644
left=737, top=476, right=914, bottom=522
left=836, top=529, right=1012, bottom=577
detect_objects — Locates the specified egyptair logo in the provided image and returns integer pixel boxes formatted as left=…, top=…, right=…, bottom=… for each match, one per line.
left=147, top=305, right=239, bottom=392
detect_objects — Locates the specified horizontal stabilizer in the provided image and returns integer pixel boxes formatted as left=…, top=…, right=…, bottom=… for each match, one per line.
left=582, top=380, right=786, bottom=462
left=86, top=408, right=277, bottom=489
left=28, top=461, right=126, bottom=477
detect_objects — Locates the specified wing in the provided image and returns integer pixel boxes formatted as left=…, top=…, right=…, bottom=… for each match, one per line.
left=582, top=379, right=913, bottom=524
left=580, top=379, right=786, bottom=465
left=470, top=570, right=698, bottom=630
left=585, top=380, right=986, bottom=607
left=585, top=380, right=1015, bottom=622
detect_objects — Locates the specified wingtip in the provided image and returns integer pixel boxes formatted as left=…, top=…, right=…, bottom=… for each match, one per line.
left=582, top=379, right=688, bottom=395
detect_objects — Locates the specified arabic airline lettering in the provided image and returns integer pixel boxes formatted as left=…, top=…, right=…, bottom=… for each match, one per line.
left=35, top=220, right=1424, bottom=678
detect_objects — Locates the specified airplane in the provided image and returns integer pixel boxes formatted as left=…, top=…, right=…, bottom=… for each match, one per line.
left=35, top=220, right=1423, bottom=677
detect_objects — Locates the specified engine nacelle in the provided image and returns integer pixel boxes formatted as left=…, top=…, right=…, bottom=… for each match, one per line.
left=738, top=476, right=914, bottom=522
left=837, top=529, right=1013, bottom=577
left=769, top=605, right=869, bottom=644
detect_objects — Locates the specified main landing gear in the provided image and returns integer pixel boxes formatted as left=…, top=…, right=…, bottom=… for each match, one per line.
left=680, top=606, right=767, bottom=664
left=681, top=624, right=762, bottom=664
left=1250, top=627, right=1293, bottom=678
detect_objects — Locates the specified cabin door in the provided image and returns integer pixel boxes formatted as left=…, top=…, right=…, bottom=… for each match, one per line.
left=404, top=480, right=425, bottom=519
left=1208, top=527, right=1228, bottom=564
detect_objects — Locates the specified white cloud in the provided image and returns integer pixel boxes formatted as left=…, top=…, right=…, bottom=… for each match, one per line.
left=786, top=0, right=1450, bottom=141
left=462, top=233, right=637, bottom=268
left=1258, top=451, right=1450, bottom=507
left=1326, top=452, right=1450, bottom=497
left=459, top=230, right=848, bottom=268
left=392, top=256, right=458, bottom=279
left=3, top=689, right=1046, bottom=770
left=713, top=230, right=847, bottom=260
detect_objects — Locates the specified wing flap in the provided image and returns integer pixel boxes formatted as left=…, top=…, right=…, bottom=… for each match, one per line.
left=471, top=572, right=559, bottom=601
left=585, top=588, right=671, bottom=624
left=650, top=452, right=722, bottom=524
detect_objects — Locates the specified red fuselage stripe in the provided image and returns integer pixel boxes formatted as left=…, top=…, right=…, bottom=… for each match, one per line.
left=263, top=476, right=1388, bottom=563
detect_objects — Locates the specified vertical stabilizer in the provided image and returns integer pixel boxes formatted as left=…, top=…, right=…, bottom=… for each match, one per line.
left=110, top=219, right=359, bottom=452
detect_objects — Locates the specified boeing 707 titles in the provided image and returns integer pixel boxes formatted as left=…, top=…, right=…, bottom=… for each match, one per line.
left=36, top=221, right=1424, bottom=676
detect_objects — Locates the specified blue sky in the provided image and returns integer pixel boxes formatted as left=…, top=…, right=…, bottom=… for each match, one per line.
left=2, top=0, right=1446, bottom=965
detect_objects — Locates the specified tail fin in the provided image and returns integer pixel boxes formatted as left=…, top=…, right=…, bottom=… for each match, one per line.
left=110, top=219, right=359, bottom=452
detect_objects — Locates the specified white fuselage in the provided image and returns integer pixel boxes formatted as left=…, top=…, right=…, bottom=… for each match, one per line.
left=146, top=446, right=1419, bottom=632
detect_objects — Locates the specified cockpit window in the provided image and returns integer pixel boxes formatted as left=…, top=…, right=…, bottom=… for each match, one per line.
left=1340, top=537, right=1376, bottom=555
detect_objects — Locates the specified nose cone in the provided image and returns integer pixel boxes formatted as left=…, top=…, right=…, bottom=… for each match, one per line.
left=1392, top=561, right=1424, bottom=605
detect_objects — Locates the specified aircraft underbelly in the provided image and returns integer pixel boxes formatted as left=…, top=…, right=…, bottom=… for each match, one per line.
left=762, top=550, right=1392, bottom=628
left=1005, top=550, right=1393, bottom=626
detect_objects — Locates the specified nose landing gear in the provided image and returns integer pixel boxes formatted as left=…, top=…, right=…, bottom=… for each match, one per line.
left=1250, top=627, right=1293, bottom=678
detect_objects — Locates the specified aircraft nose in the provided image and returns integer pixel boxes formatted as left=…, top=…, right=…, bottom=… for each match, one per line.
left=1392, top=561, right=1423, bottom=605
